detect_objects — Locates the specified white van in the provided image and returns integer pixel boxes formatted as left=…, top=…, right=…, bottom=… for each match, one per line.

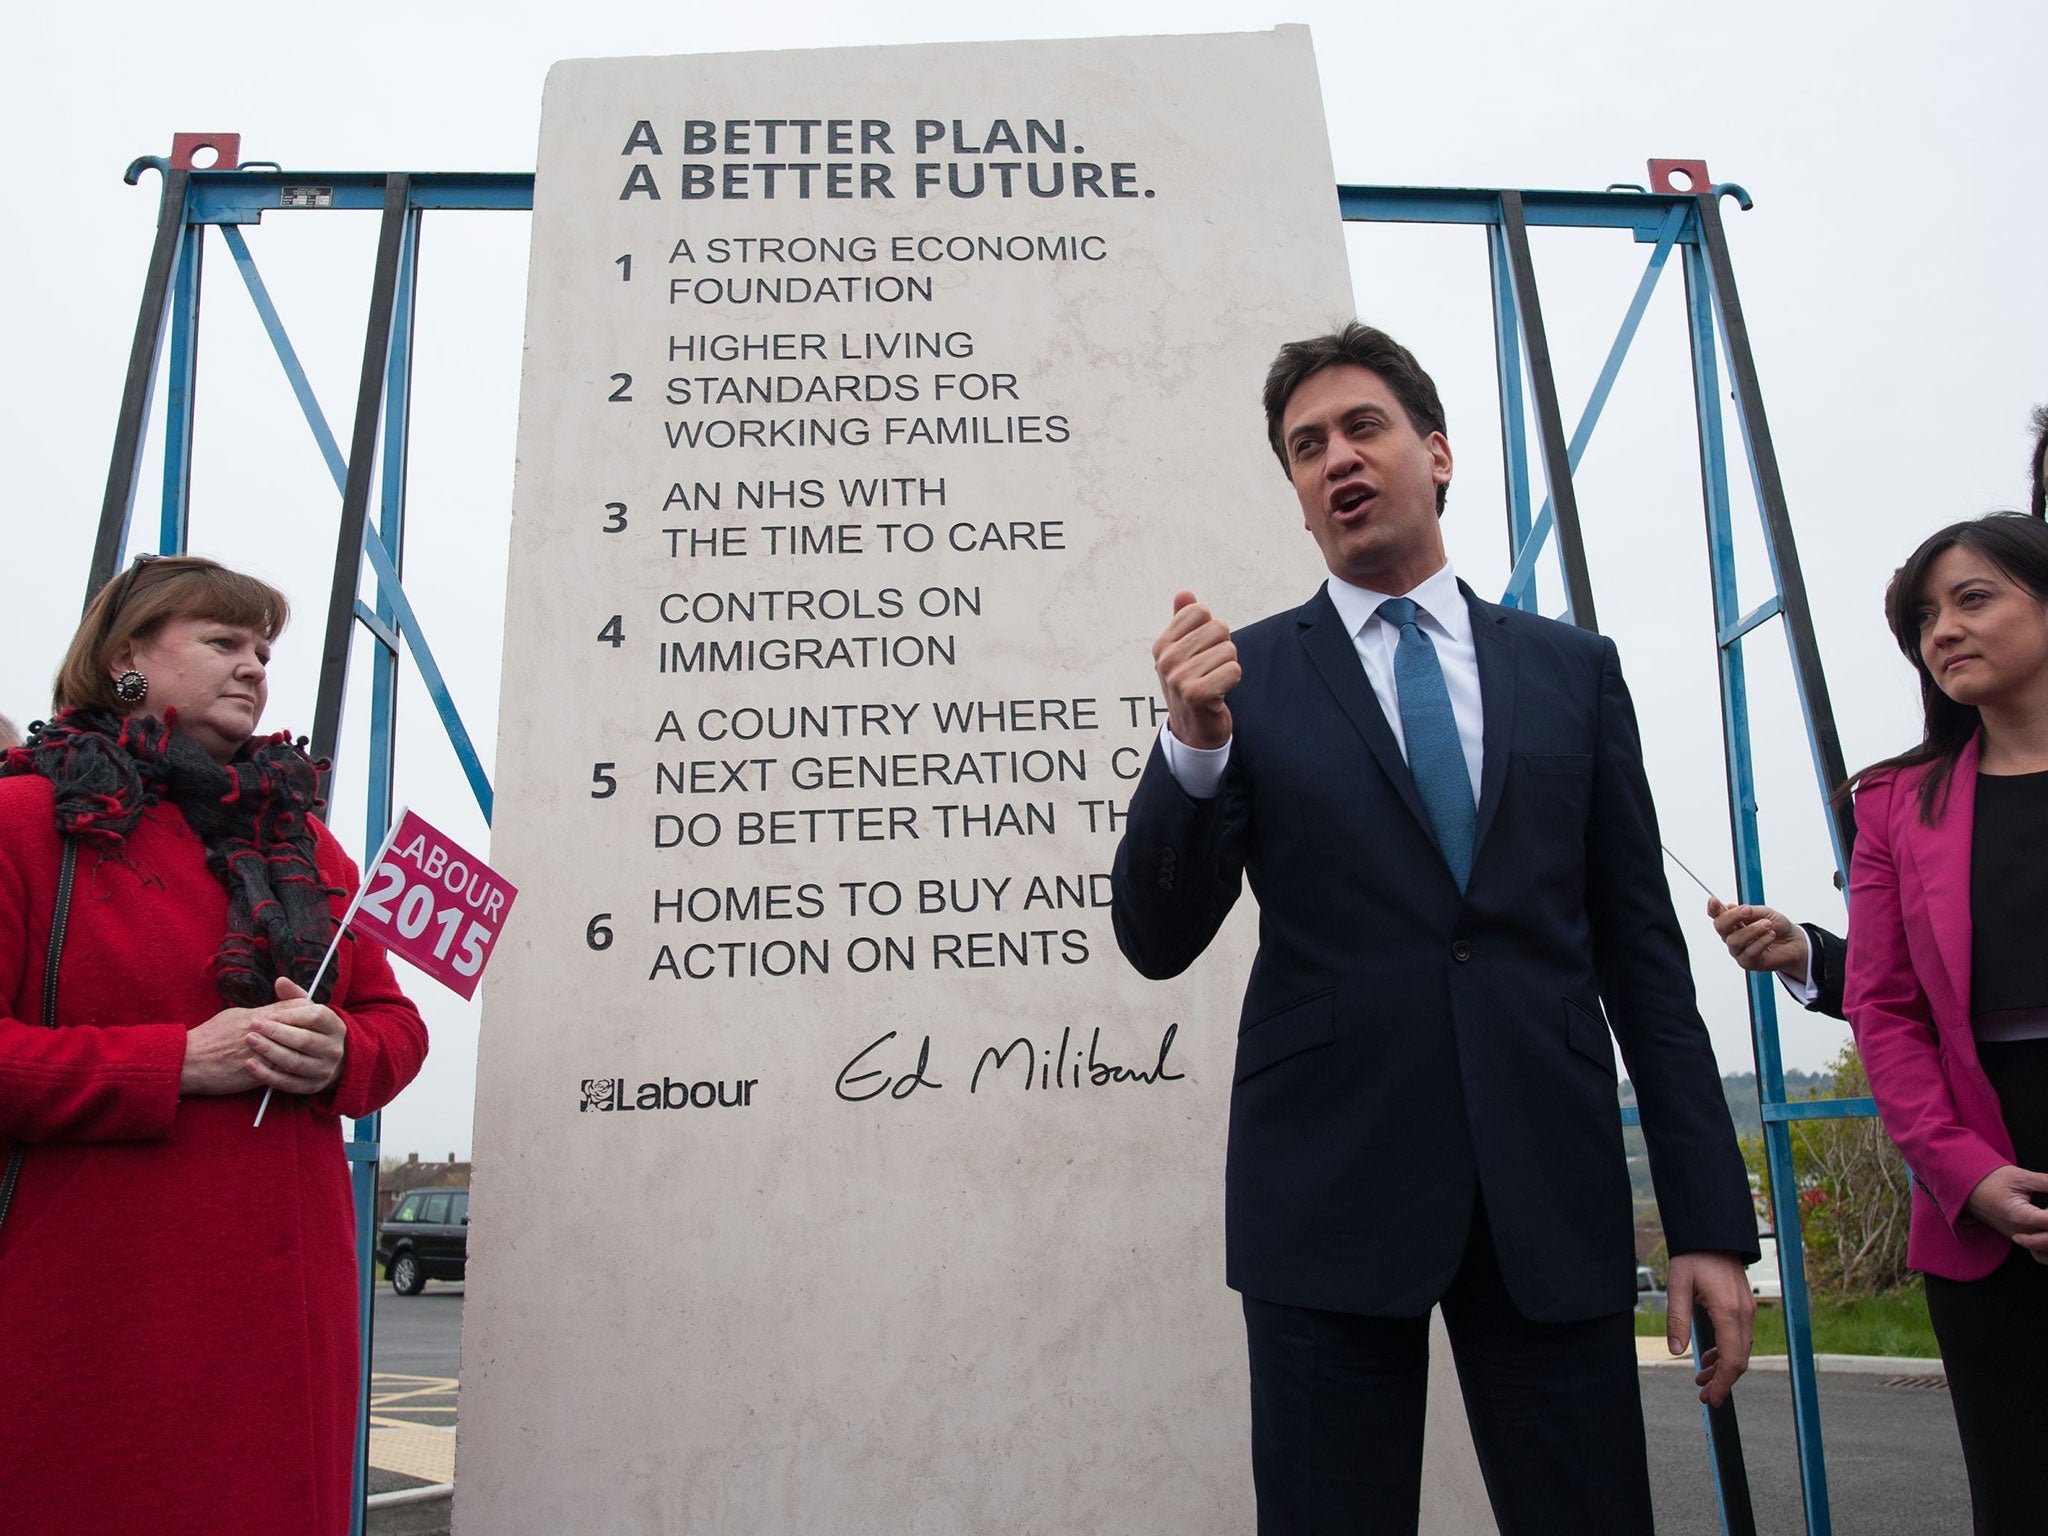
left=1748, top=1233, right=1782, bottom=1302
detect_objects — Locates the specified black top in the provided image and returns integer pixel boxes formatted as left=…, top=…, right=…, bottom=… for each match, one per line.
left=1970, top=770, right=2048, bottom=1014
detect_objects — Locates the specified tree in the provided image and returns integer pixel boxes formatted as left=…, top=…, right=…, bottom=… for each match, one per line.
left=1741, top=1043, right=1912, bottom=1296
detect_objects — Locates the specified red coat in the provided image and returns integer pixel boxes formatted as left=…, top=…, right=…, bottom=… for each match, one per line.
left=0, top=775, right=428, bottom=1535
left=1845, top=737, right=2016, bottom=1282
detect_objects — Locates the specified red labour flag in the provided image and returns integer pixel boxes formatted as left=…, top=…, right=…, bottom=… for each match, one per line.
left=347, top=809, right=518, bottom=1001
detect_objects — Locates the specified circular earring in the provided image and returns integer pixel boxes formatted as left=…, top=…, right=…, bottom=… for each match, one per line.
left=113, top=670, right=149, bottom=706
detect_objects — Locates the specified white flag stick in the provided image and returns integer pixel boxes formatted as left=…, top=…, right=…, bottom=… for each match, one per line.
left=1660, top=842, right=1724, bottom=907
left=254, top=809, right=408, bottom=1128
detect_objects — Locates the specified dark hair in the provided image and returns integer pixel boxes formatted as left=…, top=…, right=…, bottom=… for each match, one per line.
left=1846, top=512, right=2048, bottom=822
left=2030, top=403, right=2048, bottom=521
left=55, top=555, right=289, bottom=712
left=1262, top=322, right=1449, bottom=513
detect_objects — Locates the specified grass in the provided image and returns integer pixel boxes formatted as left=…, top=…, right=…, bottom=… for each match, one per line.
left=1636, top=1286, right=1938, bottom=1358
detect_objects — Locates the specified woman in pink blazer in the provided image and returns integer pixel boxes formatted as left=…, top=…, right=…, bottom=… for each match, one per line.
left=1846, top=512, right=2048, bottom=1536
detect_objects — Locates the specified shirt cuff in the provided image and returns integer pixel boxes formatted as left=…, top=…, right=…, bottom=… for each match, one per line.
left=1158, top=721, right=1231, bottom=800
left=1776, top=933, right=1819, bottom=1007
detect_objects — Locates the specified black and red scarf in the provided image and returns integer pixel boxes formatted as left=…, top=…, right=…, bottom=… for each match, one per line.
left=2, top=708, right=339, bottom=1006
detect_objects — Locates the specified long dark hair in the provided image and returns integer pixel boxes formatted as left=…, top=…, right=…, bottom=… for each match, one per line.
left=1845, top=511, right=2048, bottom=822
left=2030, top=403, right=2048, bottom=520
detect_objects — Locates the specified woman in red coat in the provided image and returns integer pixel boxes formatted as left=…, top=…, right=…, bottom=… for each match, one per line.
left=0, top=554, right=428, bottom=1535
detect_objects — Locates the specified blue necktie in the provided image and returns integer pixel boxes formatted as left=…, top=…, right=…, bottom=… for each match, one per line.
left=1376, top=598, right=1475, bottom=890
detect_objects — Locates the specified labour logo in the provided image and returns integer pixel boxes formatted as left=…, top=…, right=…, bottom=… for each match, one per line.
left=576, top=1074, right=760, bottom=1114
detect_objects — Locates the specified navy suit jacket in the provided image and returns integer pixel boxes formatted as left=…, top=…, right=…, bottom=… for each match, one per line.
left=1111, top=583, right=1757, bottom=1321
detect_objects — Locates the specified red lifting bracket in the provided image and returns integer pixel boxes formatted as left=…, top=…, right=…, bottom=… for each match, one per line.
left=170, top=133, right=241, bottom=172
left=1647, top=158, right=1711, bottom=195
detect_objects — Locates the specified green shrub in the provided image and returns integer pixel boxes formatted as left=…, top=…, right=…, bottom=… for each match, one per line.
left=1637, top=1282, right=1936, bottom=1358
left=1742, top=1044, right=1911, bottom=1296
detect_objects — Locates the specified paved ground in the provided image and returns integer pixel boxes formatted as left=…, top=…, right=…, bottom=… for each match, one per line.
left=360, top=1290, right=1977, bottom=1532
left=367, top=1283, right=463, bottom=1499
left=1641, top=1357, right=1969, bottom=1534
left=372, top=1282, right=465, bottom=1379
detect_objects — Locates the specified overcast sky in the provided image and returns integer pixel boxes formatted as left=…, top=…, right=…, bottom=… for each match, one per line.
left=3, top=2, right=2041, bottom=1159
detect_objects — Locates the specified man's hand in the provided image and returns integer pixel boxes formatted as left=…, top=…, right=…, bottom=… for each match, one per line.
left=1665, top=1251, right=1755, bottom=1406
left=243, top=976, right=349, bottom=1097
left=1153, top=591, right=1239, bottom=750
left=1707, top=898, right=1811, bottom=983
left=1963, top=1164, right=2048, bottom=1260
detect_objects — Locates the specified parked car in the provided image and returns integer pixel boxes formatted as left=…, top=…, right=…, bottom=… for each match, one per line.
left=1634, top=1264, right=1665, bottom=1313
left=375, top=1187, right=469, bottom=1295
left=1748, top=1233, right=1781, bottom=1303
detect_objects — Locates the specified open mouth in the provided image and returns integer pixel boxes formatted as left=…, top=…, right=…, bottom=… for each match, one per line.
left=1331, top=484, right=1373, bottom=517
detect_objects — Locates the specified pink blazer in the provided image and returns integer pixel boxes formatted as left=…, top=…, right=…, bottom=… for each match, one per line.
left=1845, top=734, right=2018, bottom=1281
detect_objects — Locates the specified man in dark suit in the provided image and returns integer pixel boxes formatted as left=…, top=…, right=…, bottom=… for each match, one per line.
left=1111, top=323, right=1758, bottom=1535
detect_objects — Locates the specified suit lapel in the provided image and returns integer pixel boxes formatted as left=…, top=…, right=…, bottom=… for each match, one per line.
left=1464, top=585, right=1517, bottom=857
left=1295, top=586, right=1436, bottom=840
left=1904, top=735, right=1977, bottom=1020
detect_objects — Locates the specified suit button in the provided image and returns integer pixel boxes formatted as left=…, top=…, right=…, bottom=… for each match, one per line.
left=1451, top=941, right=1472, bottom=962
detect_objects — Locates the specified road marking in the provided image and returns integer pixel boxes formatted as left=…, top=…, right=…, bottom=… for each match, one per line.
left=368, top=1424, right=457, bottom=1483
left=369, top=1373, right=459, bottom=1428
left=368, top=1375, right=461, bottom=1481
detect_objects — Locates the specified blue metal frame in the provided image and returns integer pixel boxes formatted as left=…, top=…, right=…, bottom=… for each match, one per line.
left=157, top=222, right=203, bottom=552
left=1344, top=179, right=1869, bottom=1536
left=1485, top=227, right=1534, bottom=591
left=338, top=197, right=422, bottom=1529
left=1495, top=192, right=1598, bottom=629
left=100, top=162, right=1868, bottom=1536
left=104, top=164, right=518, bottom=1536
left=1680, top=235, right=1830, bottom=1535
left=214, top=222, right=493, bottom=818
left=1498, top=203, right=1685, bottom=614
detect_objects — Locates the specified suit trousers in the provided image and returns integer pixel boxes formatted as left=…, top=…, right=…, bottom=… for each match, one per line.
left=1241, top=1199, right=1653, bottom=1536
left=1920, top=1037, right=2048, bottom=1536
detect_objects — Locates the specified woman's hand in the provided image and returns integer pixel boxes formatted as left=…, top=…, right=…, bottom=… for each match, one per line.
left=1707, top=898, right=1812, bottom=982
left=243, top=977, right=349, bottom=1097
left=182, top=978, right=349, bottom=1097
left=1963, top=1164, right=2048, bottom=1260
left=180, top=1007, right=268, bottom=1095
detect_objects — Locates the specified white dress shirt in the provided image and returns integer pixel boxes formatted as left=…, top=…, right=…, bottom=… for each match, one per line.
left=1780, top=945, right=1820, bottom=1006
left=1161, top=561, right=1486, bottom=801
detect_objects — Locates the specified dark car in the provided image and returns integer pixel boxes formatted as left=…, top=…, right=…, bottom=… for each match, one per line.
left=375, top=1187, right=469, bottom=1295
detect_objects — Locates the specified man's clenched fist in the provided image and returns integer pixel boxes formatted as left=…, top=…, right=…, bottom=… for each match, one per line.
left=1154, top=591, right=1240, bottom=750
